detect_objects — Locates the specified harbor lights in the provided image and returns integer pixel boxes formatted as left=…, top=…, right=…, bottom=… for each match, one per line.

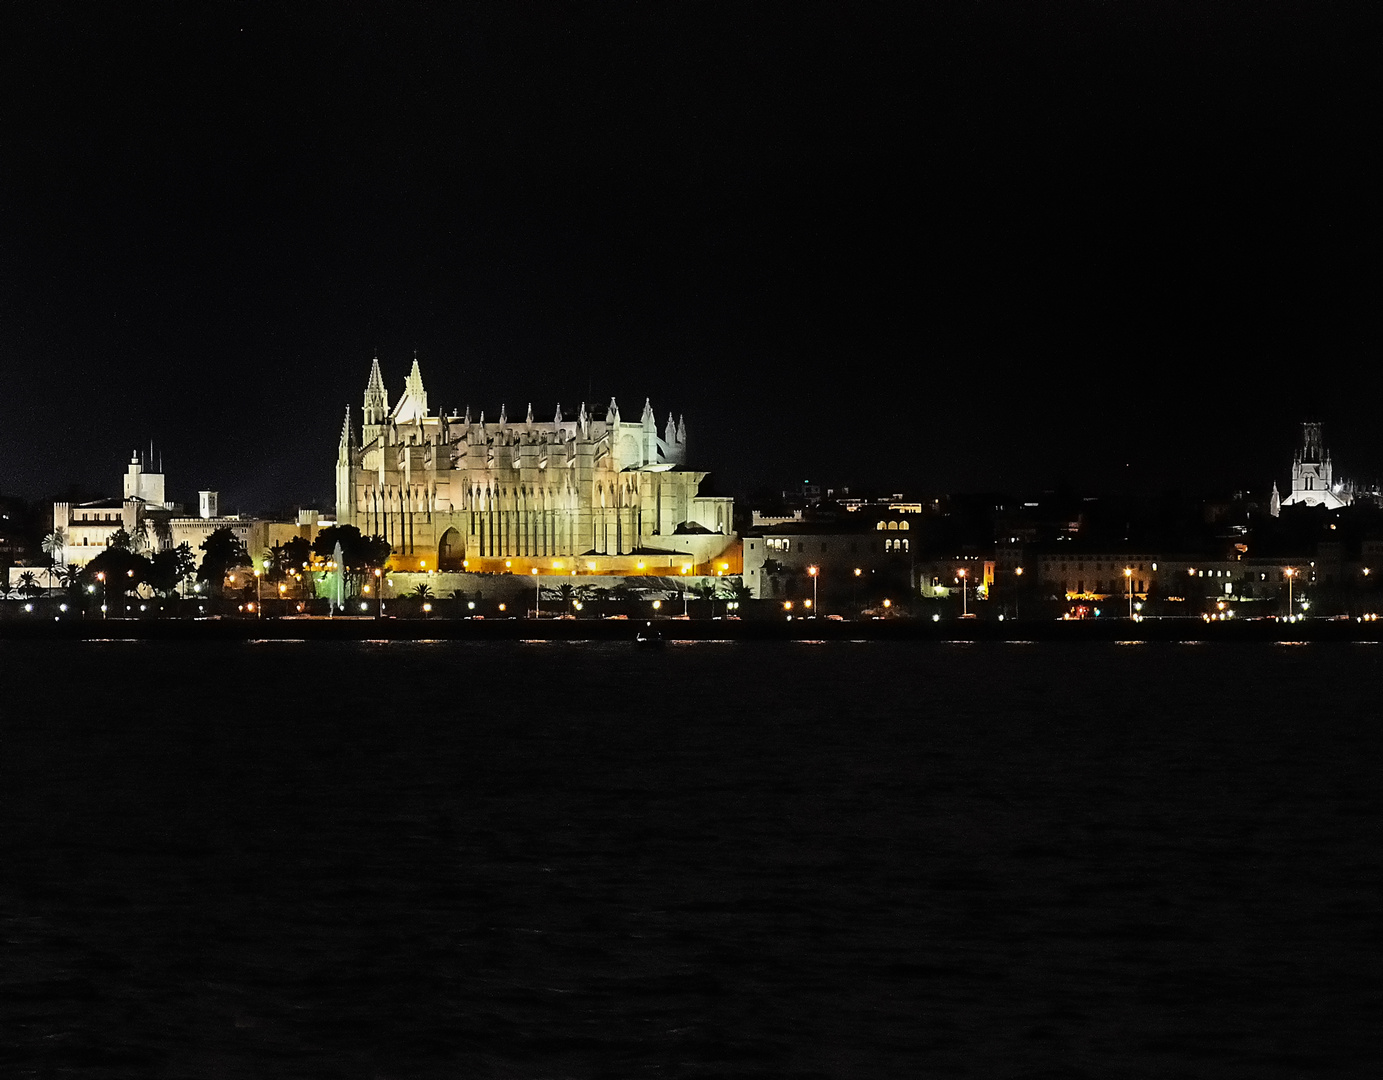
left=808, top=565, right=819, bottom=614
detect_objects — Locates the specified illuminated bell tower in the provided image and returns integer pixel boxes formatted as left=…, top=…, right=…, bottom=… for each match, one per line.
left=362, top=356, right=389, bottom=444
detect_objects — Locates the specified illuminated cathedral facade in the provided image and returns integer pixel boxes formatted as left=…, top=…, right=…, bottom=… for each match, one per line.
left=335, top=358, right=735, bottom=573
left=1271, top=422, right=1354, bottom=515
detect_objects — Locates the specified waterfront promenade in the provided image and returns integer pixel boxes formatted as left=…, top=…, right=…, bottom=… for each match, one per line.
left=1, top=615, right=1380, bottom=644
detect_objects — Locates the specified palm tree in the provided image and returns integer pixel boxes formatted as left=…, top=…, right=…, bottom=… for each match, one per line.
left=16, top=570, right=41, bottom=599
left=412, top=583, right=433, bottom=600
left=41, top=529, right=66, bottom=566
left=58, top=564, right=84, bottom=596
left=128, top=520, right=151, bottom=555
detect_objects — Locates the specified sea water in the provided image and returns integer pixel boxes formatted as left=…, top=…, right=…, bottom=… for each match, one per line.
left=1, top=640, right=1379, bottom=1077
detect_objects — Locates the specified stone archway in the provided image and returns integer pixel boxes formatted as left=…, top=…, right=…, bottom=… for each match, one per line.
left=438, top=527, right=465, bottom=570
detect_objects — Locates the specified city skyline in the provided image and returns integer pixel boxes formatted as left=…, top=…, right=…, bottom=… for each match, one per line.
left=3, top=5, right=1380, bottom=506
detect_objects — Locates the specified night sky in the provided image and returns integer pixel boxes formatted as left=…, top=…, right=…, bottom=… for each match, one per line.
left=3, top=3, right=1380, bottom=512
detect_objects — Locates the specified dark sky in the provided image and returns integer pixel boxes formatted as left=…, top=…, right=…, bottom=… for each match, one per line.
left=2, top=2, right=1380, bottom=512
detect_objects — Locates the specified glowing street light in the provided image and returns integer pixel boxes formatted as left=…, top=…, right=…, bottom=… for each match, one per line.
left=957, top=567, right=968, bottom=617
left=532, top=567, right=540, bottom=617
left=808, top=565, right=819, bottom=613
left=375, top=567, right=384, bottom=618
left=1284, top=566, right=1296, bottom=618
left=1124, top=567, right=1134, bottom=619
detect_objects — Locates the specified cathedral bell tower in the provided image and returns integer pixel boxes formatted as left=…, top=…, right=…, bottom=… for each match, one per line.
left=362, top=356, right=389, bottom=443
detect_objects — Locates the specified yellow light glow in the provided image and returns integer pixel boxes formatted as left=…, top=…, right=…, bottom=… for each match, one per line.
left=804, top=599, right=812, bottom=608
left=505, top=560, right=512, bottom=568
left=883, top=598, right=892, bottom=608
left=808, top=565, right=818, bottom=576
left=637, top=562, right=645, bottom=570
left=586, top=561, right=596, bottom=570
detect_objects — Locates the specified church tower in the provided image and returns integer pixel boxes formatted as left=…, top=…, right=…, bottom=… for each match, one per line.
left=362, top=357, right=389, bottom=443
left=1281, top=421, right=1351, bottom=510
left=335, top=406, right=355, bottom=524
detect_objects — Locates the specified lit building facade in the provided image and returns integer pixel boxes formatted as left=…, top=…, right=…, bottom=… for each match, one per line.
left=1274, top=422, right=1352, bottom=513
left=335, top=358, right=735, bottom=573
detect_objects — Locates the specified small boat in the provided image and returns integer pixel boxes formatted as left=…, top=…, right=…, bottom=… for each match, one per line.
left=635, top=622, right=665, bottom=648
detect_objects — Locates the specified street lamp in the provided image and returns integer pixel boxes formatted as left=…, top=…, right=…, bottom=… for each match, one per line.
left=532, top=567, right=540, bottom=617
left=96, top=571, right=106, bottom=619
left=808, top=565, right=819, bottom=614
left=253, top=568, right=262, bottom=618
left=375, top=567, right=383, bottom=617
left=1124, top=567, right=1134, bottom=619
left=1284, top=567, right=1296, bottom=619
left=957, top=567, right=967, bottom=617
left=1014, top=566, right=1024, bottom=620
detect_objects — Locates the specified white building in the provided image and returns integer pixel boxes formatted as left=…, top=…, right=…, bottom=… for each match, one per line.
left=1274, top=422, right=1352, bottom=514
left=53, top=450, right=171, bottom=565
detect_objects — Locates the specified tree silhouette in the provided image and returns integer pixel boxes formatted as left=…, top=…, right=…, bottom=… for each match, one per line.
left=197, top=528, right=250, bottom=591
left=312, top=526, right=391, bottom=570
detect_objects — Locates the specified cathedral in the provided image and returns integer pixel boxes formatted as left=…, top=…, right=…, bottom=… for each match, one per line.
left=335, top=358, right=735, bottom=573
left=1271, top=422, right=1353, bottom=515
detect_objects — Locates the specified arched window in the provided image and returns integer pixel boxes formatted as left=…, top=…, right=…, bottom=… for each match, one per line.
left=876, top=521, right=885, bottom=531
left=899, top=520, right=909, bottom=531
left=887, top=521, right=898, bottom=531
